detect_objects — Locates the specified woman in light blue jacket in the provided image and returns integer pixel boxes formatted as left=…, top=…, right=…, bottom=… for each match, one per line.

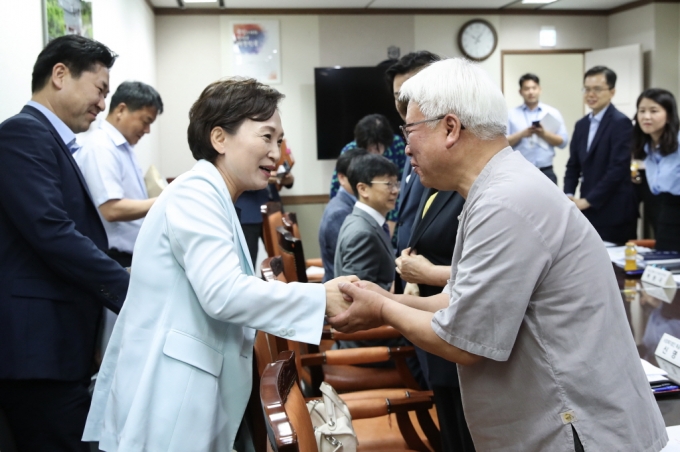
left=83, top=78, right=352, bottom=451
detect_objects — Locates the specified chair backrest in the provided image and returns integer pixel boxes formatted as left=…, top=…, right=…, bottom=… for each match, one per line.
left=276, top=226, right=308, bottom=283
left=261, top=202, right=283, bottom=258
left=261, top=256, right=287, bottom=283
left=261, top=351, right=318, bottom=452
left=282, top=212, right=302, bottom=239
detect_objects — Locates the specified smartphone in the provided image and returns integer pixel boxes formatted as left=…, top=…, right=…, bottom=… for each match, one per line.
left=531, top=120, right=541, bottom=127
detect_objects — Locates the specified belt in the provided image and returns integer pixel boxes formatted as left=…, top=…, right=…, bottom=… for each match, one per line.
left=539, top=165, right=553, bottom=171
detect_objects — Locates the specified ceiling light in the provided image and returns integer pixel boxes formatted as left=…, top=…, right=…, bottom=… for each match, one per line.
left=522, top=0, right=557, bottom=4
left=540, top=27, right=556, bottom=47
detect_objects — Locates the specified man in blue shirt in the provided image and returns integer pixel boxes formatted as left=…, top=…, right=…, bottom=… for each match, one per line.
left=507, top=73, right=569, bottom=184
left=76, top=81, right=164, bottom=268
left=318, top=148, right=367, bottom=282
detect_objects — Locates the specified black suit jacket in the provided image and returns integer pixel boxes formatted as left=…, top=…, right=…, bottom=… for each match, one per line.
left=394, top=158, right=425, bottom=293
left=0, top=105, right=130, bottom=381
left=564, top=104, right=637, bottom=238
left=408, top=188, right=465, bottom=387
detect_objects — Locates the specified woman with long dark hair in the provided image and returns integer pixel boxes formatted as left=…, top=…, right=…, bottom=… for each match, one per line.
left=632, top=88, right=680, bottom=251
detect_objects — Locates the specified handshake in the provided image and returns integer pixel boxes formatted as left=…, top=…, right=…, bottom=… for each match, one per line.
left=322, top=276, right=391, bottom=333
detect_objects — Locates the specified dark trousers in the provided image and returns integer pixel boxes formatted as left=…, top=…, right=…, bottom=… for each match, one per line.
left=432, top=385, right=475, bottom=452
left=0, top=379, right=91, bottom=452
left=241, top=223, right=263, bottom=268
left=539, top=165, right=557, bottom=184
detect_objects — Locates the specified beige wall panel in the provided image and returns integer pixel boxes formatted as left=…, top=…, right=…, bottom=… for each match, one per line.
left=156, top=15, right=222, bottom=178
left=503, top=53, right=584, bottom=189
left=319, top=15, right=415, bottom=67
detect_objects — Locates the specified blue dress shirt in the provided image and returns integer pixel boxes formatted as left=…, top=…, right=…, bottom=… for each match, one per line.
left=587, top=105, right=610, bottom=152
left=644, top=131, right=680, bottom=195
left=27, top=100, right=78, bottom=151
left=507, top=102, right=568, bottom=168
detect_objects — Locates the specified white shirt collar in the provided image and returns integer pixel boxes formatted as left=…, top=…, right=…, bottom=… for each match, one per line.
left=99, top=119, right=132, bottom=149
left=589, top=104, right=610, bottom=122
left=27, top=100, right=76, bottom=148
left=354, top=201, right=386, bottom=226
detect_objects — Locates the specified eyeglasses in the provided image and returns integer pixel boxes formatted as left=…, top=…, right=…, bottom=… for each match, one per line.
left=581, top=87, right=611, bottom=94
left=370, top=180, right=400, bottom=191
left=399, top=115, right=464, bottom=144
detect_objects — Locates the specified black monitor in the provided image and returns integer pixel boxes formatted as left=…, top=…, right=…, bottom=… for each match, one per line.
left=314, top=66, right=403, bottom=160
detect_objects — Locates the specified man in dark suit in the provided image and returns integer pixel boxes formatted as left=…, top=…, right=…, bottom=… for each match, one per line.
left=564, top=66, right=637, bottom=243
left=319, top=148, right=367, bottom=282
left=386, top=51, right=441, bottom=294
left=387, top=52, right=474, bottom=451
left=0, top=35, right=130, bottom=452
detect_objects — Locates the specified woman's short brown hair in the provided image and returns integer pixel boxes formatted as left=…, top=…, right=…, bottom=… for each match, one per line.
left=187, top=77, right=285, bottom=162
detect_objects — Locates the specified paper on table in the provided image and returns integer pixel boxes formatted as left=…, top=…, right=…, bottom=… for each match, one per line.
left=641, top=358, right=670, bottom=384
left=539, top=112, right=561, bottom=134
left=661, top=425, right=680, bottom=451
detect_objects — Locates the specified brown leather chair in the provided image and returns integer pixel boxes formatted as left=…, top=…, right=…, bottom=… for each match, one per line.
left=262, top=204, right=323, bottom=281
left=261, top=350, right=440, bottom=452
left=260, top=256, right=422, bottom=395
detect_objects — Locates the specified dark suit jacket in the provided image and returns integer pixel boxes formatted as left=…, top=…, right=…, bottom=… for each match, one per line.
left=408, top=188, right=465, bottom=387
left=0, top=105, right=130, bottom=381
left=318, top=188, right=355, bottom=282
left=335, top=206, right=402, bottom=350
left=394, top=159, right=425, bottom=293
left=564, top=104, right=637, bottom=239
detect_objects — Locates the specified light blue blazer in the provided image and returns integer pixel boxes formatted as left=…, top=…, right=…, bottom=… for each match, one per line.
left=83, top=160, right=326, bottom=451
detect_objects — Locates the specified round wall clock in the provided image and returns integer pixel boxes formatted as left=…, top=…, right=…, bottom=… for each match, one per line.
left=457, top=19, right=498, bottom=62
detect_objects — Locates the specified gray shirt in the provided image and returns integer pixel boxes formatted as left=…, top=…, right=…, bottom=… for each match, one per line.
left=433, top=147, right=667, bottom=451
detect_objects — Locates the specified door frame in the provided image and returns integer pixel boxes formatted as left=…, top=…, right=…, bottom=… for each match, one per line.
left=501, top=49, right=591, bottom=94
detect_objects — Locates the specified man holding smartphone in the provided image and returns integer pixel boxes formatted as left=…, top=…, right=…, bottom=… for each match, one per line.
left=507, top=73, right=569, bottom=184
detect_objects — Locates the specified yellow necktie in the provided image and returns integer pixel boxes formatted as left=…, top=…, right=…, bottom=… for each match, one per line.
left=422, top=192, right=438, bottom=219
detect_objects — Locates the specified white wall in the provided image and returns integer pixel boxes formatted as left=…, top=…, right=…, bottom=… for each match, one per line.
left=155, top=15, right=222, bottom=178
left=0, top=1, right=44, bottom=123
left=91, top=0, right=158, bottom=170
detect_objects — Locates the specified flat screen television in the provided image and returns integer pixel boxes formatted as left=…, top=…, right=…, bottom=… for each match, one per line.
left=314, top=66, right=403, bottom=160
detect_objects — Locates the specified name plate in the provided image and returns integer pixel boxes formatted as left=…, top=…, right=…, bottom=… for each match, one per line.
left=642, top=266, right=675, bottom=288
left=655, top=333, right=680, bottom=368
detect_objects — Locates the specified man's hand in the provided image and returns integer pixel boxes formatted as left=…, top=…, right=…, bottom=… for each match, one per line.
left=324, top=275, right=358, bottom=317
left=352, top=279, right=392, bottom=298
left=570, top=197, right=590, bottom=211
left=328, top=282, right=387, bottom=333
left=396, top=248, right=435, bottom=285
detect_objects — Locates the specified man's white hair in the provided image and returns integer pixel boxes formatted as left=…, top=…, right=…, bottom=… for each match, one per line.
left=399, top=58, right=508, bottom=140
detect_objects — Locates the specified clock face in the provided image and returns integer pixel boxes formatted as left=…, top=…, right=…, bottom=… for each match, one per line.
left=459, top=20, right=497, bottom=61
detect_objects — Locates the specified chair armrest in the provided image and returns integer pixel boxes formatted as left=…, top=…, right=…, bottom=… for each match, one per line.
left=300, top=346, right=415, bottom=367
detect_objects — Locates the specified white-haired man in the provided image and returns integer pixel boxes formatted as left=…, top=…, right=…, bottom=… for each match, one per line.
left=329, top=58, right=667, bottom=451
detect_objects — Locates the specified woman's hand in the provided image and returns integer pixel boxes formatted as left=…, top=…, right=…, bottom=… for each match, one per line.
left=324, top=275, right=358, bottom=317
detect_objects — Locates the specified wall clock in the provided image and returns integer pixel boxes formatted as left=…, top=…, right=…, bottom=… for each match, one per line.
left=457, top=19, right=498, bottom=62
